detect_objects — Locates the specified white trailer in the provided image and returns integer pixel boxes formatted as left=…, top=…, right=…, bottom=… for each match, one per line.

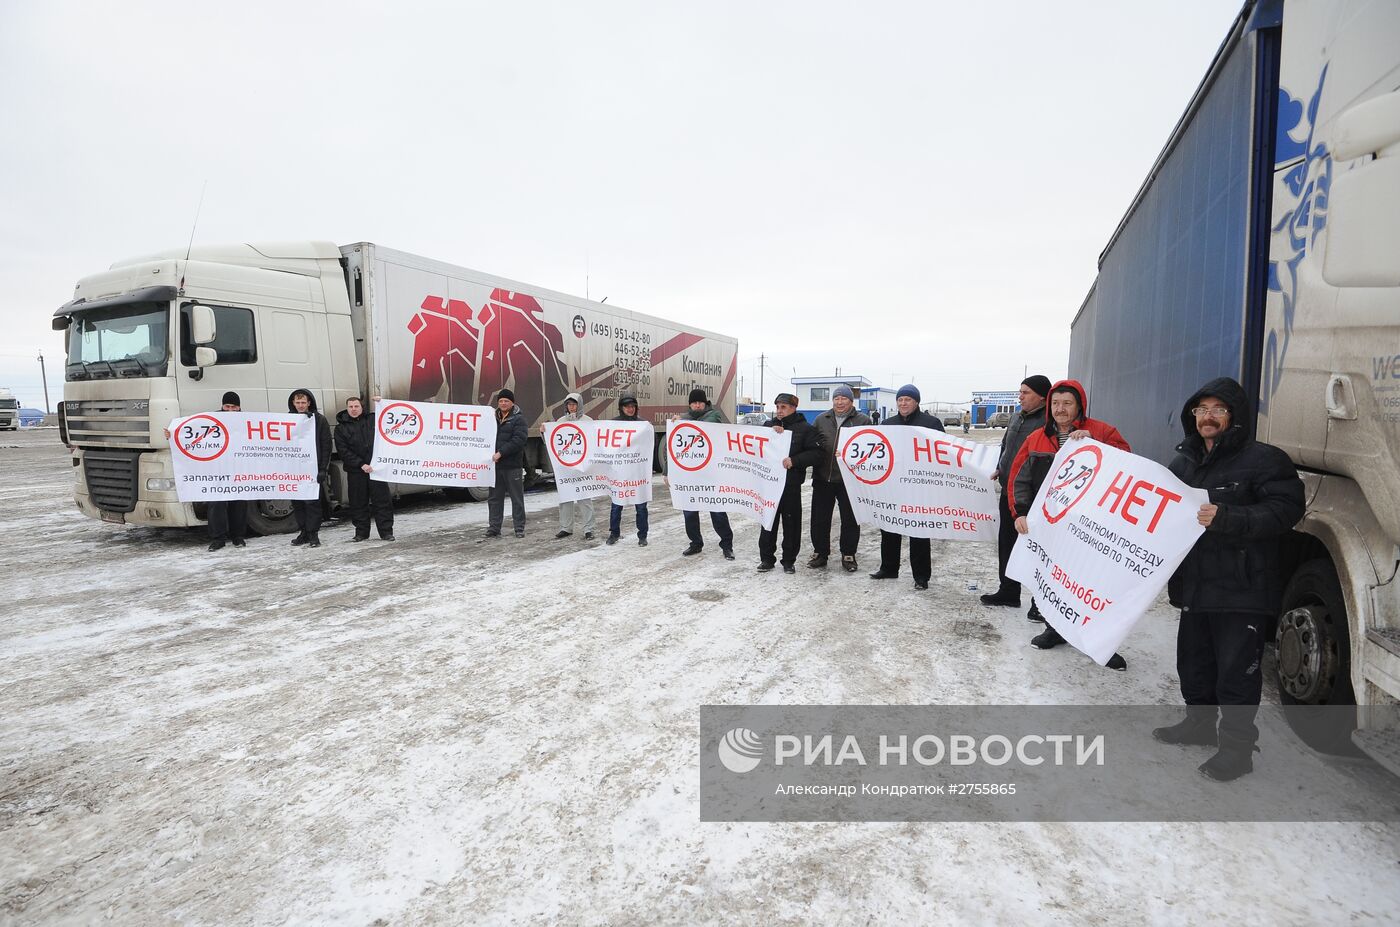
left=54, top=241, right=738, bottom=533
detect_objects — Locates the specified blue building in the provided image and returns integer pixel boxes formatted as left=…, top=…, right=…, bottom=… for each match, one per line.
left=970, top=390, right=1021, bottom=425
left=790, top=375, right=902, bottom=424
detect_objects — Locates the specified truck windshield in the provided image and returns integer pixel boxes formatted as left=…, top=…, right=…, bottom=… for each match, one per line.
left=65, top=302, right=170, bottom=380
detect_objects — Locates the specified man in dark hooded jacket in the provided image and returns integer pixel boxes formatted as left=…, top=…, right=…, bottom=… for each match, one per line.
left=869, top=384, right=946, bottom=589
left=288, top=387, right=333, bottom=547
left=607, top=394, right=648, bottom=545
left=678, top=388, right=734, bottom=559
left=486, top=388, right=529, bottom=538
left=757, top=392, right=821, bottom=573
left=1152, top=377, right=1304, bottom=782
left=335, top=396, right=394, bottom=541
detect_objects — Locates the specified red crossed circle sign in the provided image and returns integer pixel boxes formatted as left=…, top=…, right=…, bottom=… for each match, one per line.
left=668, top=422, right=714, bottom=472
left=377, top=402, right=424, bottom=447
left=1041, top=444, right=1103, bottom=524
left=840, top=428, right=894, bottom=485
left=549, top=422, right=588, bottom=468
left=174, top=414, right=230, bottom=462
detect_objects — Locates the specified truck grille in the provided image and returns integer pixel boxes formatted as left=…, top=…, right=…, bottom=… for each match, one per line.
left=84, top=449, right=140, bottom=513
left=63, top=399, right=151, bottom=447
left=0, top=399, right=17, bottom=411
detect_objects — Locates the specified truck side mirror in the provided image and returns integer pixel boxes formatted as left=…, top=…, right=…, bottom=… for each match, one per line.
left=1323, top=89, right=1400, bottom=287
left=194, top=346, right=218, bottom=368
left=190, top=304, right=217, bottom=345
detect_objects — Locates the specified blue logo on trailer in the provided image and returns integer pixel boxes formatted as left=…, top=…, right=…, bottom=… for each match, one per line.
left=1262, top=65, right=1330, bottom=414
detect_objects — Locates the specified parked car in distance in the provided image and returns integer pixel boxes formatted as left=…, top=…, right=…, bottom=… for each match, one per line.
left=738, top=412, right=769, bottom=426
left=987, top=411, right=1011, bottom=428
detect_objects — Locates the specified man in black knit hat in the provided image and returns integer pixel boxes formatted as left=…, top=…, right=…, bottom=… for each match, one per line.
left=207, top=391, right=248, bottom=551
left=981, top=375, right=1051, bottom=609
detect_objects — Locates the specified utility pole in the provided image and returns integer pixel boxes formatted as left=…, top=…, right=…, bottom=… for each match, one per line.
left=38, top=352, right=50, bottom=414
left=758, top=354, right=766, bottom=411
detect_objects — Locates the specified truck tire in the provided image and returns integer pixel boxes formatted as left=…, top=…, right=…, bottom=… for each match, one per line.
left=1275, top=559, right=1356, bottom=753
left=653, top=434, right=665, bottom=473
left=246, top=499, right=298, bottom=535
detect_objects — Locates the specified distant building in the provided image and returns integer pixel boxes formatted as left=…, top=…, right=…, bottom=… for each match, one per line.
left=790, top=374, right=904, bottom=423
left=970, top=389, right=1021, bottom=425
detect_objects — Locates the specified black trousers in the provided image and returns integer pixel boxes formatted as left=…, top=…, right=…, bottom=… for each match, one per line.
left=810, top=479, right=860, bottom=557
left=207, top=500, right=248, bottom=542
left=684, top=509, right=733, bottom=550
left=292, top=497, right=322, bottom=536
left=1177, top=611, right=1266, bottom=744
left=489, top=467, right=526, bottom=531
left=347, top=470, right=393, bottom=537
left=995, top=489, right=1020, bottom=598
left=758, top=481, right=803, bottom=566
left=879, top=530, right=931, bottom=583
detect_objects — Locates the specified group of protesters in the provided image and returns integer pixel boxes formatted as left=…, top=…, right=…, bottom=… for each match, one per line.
left=194, top=368, right=1302, bottom=783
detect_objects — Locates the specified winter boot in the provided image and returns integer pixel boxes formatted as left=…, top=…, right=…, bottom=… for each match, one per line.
left=980, top=589, right=1021, bottom=607
left=1030, top=625, right=1064, bottom=649
left=807, top=554, right=828, bottom=569
left=1027, top=602, right=1045, bottom=623
left=1198, top=735, right=1258, bottom=782
left=1152, top=709, right=1218, bottom=747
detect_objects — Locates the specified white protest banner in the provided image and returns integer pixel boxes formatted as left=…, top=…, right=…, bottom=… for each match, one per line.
left=544, top=420, right=655, bottom=506
left=169, top=412, right=319, bottom=501
left=838, top=426, right=1000, bottom=541
left=665, top=421, right=792, bottom=529
left=1006, top=439, right=1208, bottom=665
left=369, top=400, right=497, bottom=487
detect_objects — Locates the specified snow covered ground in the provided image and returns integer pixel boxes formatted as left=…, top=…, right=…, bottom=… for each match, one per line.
left=2, top=428, right=1396, bottom=925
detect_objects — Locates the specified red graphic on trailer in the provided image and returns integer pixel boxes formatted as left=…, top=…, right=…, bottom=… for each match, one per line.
left=841, top=428, right=894, bottom=485
left=377, top=402, right=425, bottom=447
left=174, top=414, right=231, bottom=462
left=548, top=422, right=588, bottom=468
left=1042, top=445, right=1102, bottom=524
left=407, top=290, right=570, bottom=418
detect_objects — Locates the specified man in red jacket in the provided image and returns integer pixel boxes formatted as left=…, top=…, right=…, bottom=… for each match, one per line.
left=1008, top=379, right=1131, bottom=668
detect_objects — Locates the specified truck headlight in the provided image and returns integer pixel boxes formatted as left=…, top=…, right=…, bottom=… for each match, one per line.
left=145, top=478, right=176, bottom=492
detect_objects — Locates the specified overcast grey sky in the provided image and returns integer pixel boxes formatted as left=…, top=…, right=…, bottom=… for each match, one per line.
left=0, top=1, right=1242, bottom=409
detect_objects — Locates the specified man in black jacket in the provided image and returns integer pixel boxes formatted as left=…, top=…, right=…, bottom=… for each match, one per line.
left=486, top=388, right=529, bottom=538
left=1152, top=377, right=1305, bottom=782
left=757, top=392, right=822, bottom=574
left=607, top=394, right=649, bottom=546
left=207, top=391, right=249, bottom=551
left=981, top=375, right=1049, bottom=608
left=334, top=397, right=394, bottom=542
left=869, top=384, right=945, bottom=590
left=288, top=388, right=332, bottom=548
left=808, top=385, right=871, bottom=572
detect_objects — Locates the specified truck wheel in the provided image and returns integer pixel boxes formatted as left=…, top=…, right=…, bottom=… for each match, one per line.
left=523, top=467, right=541, bottom=490
left=443, top=487, right=490, bottom=503
left=246, top=499, right=298, bottom=535
left=653, top=435, right=664, bottom=473
left=1276, top=559, right=1356, bottom=753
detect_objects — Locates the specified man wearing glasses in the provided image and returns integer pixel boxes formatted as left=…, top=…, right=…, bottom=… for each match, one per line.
left=1153, top=377, right=1304, bottom=782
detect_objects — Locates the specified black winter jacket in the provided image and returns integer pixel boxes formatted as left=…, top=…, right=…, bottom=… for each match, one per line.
left=885, top=407, right=947, bottom=432
left=1166, top=377, right=1305, bottom=615
left=811, top=407, right=873, bottom=482
left=334, top=408, right=375, bottom=472
left=764, top=410, right=822, bottom=484
left=286, top=388, right=332, bottom=476
left=495, top=406, right=528, bottom=469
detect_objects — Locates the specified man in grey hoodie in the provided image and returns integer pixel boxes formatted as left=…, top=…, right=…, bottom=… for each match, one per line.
left=550, top=392, right=595, bottom=540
